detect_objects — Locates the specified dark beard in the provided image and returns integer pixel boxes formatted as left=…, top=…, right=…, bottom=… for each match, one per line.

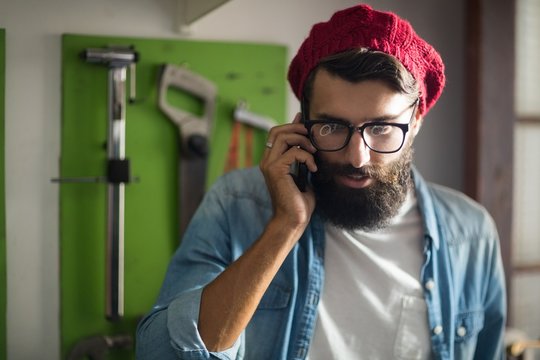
left=311, top=145, right=414, bottom=231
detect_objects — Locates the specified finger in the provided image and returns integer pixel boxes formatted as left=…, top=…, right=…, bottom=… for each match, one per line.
left=265, top=133, right=316, bottom=164
left=262, top=145, right=317, bottom=175
left=266, top=122, right=308, bottom=146
left=292, top=112, right=302, bottom=124
left=285, top=146, right=318, bottom=173
left=274, top=131, right=315, bottom=151
left=263, top=123, right=312, bottom=163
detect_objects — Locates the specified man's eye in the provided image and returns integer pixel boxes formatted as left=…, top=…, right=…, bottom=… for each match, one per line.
left=318, top=123, right=341, bottom=136
left=368, top=125, right=392, bottom=136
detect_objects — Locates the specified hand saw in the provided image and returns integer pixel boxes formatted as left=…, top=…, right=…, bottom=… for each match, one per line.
left=158, top=64, right=217, bottom=237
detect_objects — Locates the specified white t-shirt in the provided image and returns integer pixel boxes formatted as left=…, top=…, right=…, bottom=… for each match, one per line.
left=307, top=191, right=432, bottom=360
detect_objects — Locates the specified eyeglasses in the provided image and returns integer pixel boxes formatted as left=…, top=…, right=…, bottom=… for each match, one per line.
left=303, top=98, right=419, bottom=153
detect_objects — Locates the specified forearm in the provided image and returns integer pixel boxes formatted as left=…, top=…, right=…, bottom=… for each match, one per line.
left=198, top=217, right=306, bottom=351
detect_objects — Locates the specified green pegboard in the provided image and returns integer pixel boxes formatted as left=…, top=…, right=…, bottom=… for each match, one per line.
left=0, top=28, right=6, bottom=360
left=60, top=34, right=287, bottom=358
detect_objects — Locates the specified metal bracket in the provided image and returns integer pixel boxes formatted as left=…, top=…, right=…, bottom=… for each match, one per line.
left=233, top=101, right=277, bottom=131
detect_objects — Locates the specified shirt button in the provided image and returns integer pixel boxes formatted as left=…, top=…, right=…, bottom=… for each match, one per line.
left=457, top=326, right=467, bottom=337
left=425, top=279, right=435, bottom=291
left=308, top=293, right=319, bottom=305
left=433, top=325, right=443, bottom=335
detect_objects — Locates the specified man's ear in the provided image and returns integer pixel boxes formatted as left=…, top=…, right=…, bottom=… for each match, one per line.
left=411, top=110, right=423, bottom=137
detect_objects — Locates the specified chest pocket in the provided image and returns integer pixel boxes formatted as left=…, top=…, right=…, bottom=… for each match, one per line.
left=394, top=295, right=432, bottom=360
left=452, top=311, right=485, bottom=360
left=454, top=311, right=484, bottom=343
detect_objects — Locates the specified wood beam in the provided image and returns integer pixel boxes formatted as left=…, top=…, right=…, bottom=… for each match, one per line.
left=465, top=0, right=516, bottom=321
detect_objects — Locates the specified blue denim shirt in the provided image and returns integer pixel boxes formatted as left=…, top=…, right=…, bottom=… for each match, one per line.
left=136, top=167, right=506, bottom=360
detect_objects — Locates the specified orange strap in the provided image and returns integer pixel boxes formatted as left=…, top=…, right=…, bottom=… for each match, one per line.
left=225, top=121, right=254, bottom=173
left=245, top=126, right=253, bottom=168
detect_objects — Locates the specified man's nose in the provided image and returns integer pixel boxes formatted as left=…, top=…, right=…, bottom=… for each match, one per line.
left=345, top=131, right=371, bottom=168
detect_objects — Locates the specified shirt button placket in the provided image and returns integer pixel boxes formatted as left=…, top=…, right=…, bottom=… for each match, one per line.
left=296, top=347, right=307, bottom=359
left=308, top=292, right=319, bottom=306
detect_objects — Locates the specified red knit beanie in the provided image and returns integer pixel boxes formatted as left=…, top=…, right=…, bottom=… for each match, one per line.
left=288, top=4, right=445, bottom=115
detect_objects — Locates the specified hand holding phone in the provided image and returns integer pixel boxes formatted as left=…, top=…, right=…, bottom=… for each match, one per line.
left=290, top=161, right=308, bottom=192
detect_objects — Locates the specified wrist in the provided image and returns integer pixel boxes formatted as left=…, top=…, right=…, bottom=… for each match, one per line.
left=266, top=214, right=309, bottom=246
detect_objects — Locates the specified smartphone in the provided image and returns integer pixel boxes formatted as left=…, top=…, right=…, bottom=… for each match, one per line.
left=289, top=101, right=310, bottom=192
left=290, top=161, right=308, bottom=192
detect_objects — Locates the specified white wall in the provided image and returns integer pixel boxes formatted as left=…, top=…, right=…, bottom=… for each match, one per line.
left=0, top=0, right=464, bottom=358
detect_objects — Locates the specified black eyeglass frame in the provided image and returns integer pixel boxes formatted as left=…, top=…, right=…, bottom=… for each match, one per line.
left=302, top=98, right=419, bottom=154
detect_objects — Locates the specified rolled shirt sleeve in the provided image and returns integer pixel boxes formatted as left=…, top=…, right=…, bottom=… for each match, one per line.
left=136, top=287, right=241, bottom=359
left=136, top=170, right=264, bottom=359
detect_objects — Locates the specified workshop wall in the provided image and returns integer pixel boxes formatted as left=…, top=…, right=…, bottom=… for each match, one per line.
left=60, top=34, right=286, bottom=358
left=0, top=0, right=465, bottom=359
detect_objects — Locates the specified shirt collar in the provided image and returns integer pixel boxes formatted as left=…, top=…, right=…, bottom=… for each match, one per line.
left=412, top=166, right=440, bottom=250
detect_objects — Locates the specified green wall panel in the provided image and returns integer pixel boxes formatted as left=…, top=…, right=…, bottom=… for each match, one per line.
left=0, top=28, right=6, bottom=360
left=61, top=34, right=286, bottom=358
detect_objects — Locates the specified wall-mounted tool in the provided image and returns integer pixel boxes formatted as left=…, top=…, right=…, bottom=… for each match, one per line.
left=158, top=64, right=217, bottom=237
left=233, top=102, right=277, bottom=132
left=53, top=46, right=139, bottom=321
left=225, top=102, right=277, bottom=172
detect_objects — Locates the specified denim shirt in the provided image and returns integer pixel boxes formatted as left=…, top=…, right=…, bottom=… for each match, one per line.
left=136, top=167, right=506, bottom=360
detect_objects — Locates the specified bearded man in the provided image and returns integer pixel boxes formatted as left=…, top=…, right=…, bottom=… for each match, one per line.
left=137, top=4, right=506, bottom=360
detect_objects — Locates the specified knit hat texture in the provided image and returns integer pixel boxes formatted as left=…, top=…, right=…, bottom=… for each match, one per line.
left=288, top=4, right=446, bottom=115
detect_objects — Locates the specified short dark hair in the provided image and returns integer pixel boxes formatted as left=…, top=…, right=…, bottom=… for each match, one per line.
left=302, top=48, right=419, bottom=103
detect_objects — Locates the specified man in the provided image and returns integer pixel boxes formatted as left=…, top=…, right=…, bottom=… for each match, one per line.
left=136, top=4, right=506, bottom=359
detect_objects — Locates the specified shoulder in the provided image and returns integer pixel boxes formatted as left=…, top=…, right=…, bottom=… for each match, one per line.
left=207, top=167, right=270, bottom=206
left=428, top=183, right=489, bottom=221
left=426, top=182, right=498, bottom=243
left=412, top=168, right=498, bottom=243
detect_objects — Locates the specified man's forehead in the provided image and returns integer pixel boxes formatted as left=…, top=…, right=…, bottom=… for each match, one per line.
left=310, top=70, right=411, bottom=117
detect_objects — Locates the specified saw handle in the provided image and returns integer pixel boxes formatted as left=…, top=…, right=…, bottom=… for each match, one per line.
left=158, top=64, right=217, bottom=159
left=188, top=134, right=208, bottom=157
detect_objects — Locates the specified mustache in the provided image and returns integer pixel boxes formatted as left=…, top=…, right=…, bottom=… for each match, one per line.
left=313, top=142, right=414, bottom=185
left=315, top=161, right=393, bottom=183
left=334, top=165, right=377, bottom=177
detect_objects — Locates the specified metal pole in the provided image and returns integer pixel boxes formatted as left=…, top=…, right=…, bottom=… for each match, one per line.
left=106, top=67, right=127, bottom=320
left=78, top=46, right=137, bottom=321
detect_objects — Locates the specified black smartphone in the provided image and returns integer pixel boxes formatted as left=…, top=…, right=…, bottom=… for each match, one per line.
left=291, top=161, right=308, bottom=192
left=289, top=99, right=310, bottom=192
